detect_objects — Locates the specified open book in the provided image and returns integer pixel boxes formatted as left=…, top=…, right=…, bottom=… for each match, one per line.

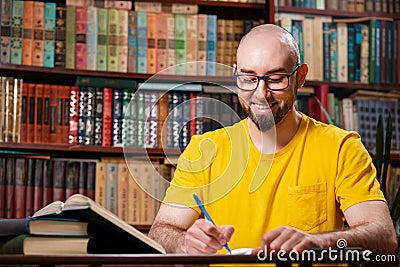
left=32, top=194, right=166, bottom=254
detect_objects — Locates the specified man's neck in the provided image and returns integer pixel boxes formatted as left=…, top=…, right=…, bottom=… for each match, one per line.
left=247, top=107, right=302, bottom=154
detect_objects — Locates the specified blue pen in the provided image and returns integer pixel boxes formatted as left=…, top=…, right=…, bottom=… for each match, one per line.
left=193, top=193, right=232, bottom=254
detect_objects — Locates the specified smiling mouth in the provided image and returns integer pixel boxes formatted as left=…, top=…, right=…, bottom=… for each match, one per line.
left=251, top=102, right=276, bottom=113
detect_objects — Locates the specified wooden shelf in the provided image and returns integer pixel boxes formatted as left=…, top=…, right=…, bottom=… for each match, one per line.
left=275, top=6, right=400, bottom=19
left=0, top=143, right=182, bottom=157
left=305, top=80, right=400, bottom=91
left=0, top=64, right=236, bottom=85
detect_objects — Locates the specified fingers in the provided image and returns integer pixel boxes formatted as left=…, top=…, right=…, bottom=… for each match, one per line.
left=185, top=219, right=234, bottom=254
left=261, top=226, right=320, bottom=253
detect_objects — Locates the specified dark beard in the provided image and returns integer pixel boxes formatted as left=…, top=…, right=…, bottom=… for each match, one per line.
left=240, top=98, right=294, bottom=132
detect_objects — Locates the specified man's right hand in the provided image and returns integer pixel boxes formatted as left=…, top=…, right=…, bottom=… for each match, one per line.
left=184, top=219, right=234, bottom=254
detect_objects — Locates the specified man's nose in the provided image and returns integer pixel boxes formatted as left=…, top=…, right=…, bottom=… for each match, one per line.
left=254, top=78, right=272, bottom=99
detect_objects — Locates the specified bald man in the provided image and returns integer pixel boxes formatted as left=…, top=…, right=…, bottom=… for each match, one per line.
left=148, top=24, right=397, bottom=255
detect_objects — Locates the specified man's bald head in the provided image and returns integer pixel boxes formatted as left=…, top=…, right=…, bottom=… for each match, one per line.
left=237, top=24, right=300, bottom=67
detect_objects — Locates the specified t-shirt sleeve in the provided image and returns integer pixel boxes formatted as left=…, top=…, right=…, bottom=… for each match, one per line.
left=335, top=132, right=385, bottom=212
left=162, top=135, right=215, bottom=213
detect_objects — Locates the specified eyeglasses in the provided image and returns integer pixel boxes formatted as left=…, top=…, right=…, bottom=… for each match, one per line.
left=234, top=64, right=301, bottom=91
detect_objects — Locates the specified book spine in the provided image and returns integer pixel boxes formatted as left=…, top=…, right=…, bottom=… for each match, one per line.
left=43, top=2, right=56, bottom=68
left=224, top=19, right=234, bottom=76
left=5, top=158, right=14, bottom=218
left=65, top=5, right=76, bottom=69
left=22, top=1, right=34, bottom=66
left=107, top=8, right=118, bottom=72
left=112, top=88, right=123, bottom=146
left=33, top=158, right=43, bottom=214
left=322, top=22, right=331, bottom=81
left=52, top=159, right=65, bottom=202
left=20, top=83, right=28, bottom=143
left=42, top=84, right=51, bottom=144
left=96, top=7, right=108, bottom=71
left=385, top=21, right=393, bottom=84
left=84, top=86, right=95, bottom=145
left=347, top=23, right=355, bottom=82
left=86, top=6, right=98, bottom=71
left=197, top=14, right=207, bottom=76
left=368, top=20, right=376, bottom=84
left=354, top=23, right=362, bottom=82
left=127, top=10, right=137, bottom=73
left=26, top=83, right=35, bottom=143
left=158, top=92, right=168, bottom=148
left=32, top=2, right=45, bottom=67
left=23, top=158, right=34, bottom=217
left=104, top=0, right=132, bottom=10
left=122, top=88, right=134, bottom=146
left=186, top=14, right=198, bottom=76
left=78, top=86, right=87, bottom=145
left=195, top=92, right=203, bottom=135
left=34, top=84, right=44, bottom=144
left=189, top=92, right=197, bottom=138
left=12, top=78, right=23, bottom=143
left=127, top=164, right=140, bottom=225
left=166, top=13, right=175, bottom=74
left=0, top=0, right=12, bottom=64
left=360, top=24, right=369, bottom=83
left=118, top=9, right=128, bottom=73
left=171, top=92, right=182, bottom=149
left=337, top=23, right=348, bottom=83
left=102, top=87, right=112, bottom=147
left=78, top=161, right=88, bottom=196
left=14, top=158, right=26, bottom=218
left=375, top=20, right=381, bottom=84
left=86, top=161, right=96, bottom=199
left=156, top=13, right=168, bottom=73
left=144, top=91, right=159, bottom=148
left=75, top=6, right=87, bottom=70
left=146, top=12, right=157, bottom=74
left=0, top=157, right=4, bottom=218
left=105, top=162, right=118, bottom=215
left=206, top=15, right=217, bottom=76
left=380, top=20, right=386, bottom=84
left=117, top=162, right=129, bottom=221
left=68, top=86, right=80, bottom=145
left=42, top=159, right=53, bottom=206
left=55, top=86, right=64, bottom=144
left=10, top=0, right=24, bottom=65
left=216, top=19, right=226, bottom=76
left=136, top=12, right=147, bottom=74
left=136, top=91, right=145, bottom=147
left=94, top=87, right=103, bottom=146
left=95, top=162, right=107, bottom=207
left=62, top=85, right=70, bottom=144
left=180, top=92, right=190, bottom=148
left=65, top=161, right=79, bottom=199
left=329, top=22, right=338, bottom=82
left=54, top=4, right=66, bottom=68
left=175, top=14, right=187, bottom=75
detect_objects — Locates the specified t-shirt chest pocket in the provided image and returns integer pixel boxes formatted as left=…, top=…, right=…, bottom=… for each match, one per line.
left=287, top=182, right=327, bottom=231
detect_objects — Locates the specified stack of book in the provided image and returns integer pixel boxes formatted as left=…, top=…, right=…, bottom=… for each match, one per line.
left=0, top=194, right=166, bottom=255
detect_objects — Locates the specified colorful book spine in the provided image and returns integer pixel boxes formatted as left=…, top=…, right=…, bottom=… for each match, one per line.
left=146, top=12, right=157, bottom=74
left=354, top=23, right=362, bottom=82
left=166, top=13, right=175, bottom=74
left=375, top=20, right=381, bottom=84
left=107, top=8, right=119, bottom=72
left=136, top=12, right=147, bottom=74
left=75, top=6, right=87, bottom=70
left=224, top=19, right=234, bottom=76
left=42, top=84, right=51, bottom=144
left=105, top=162, right=118, bottom=215
left=43, top=2, right=56, bottom=68
left=32, top=2, right=45, bottom=67
left=78, top=86, right=87, bottom=145
left=84, top=87, right=95, bottom=145
left=360, top=23, right=369, bottom=84
left=54, top=4, right=67, bottom=68
left=329, top=22, right=338, bottom=82
left=68, top=86, right=79, bottom=145
left=20, top=83, right=29, bottom=143
left=337, top=22, right=348, bottom=83
left=22, top=1, right=34, bottom=66
left=122, top=88, right=134, bottom=146
left=197, top=14, right=207, bottom=76
left=34, top=84, right=44, bottom=144
left=322, top=22, right=331, bottom=81
left=206, top=15, right=217, bottom=76
left=136, top=91, right=145, bottom=147
left=156, top=13, right=167, bottom=73
left=10, top=0, right=24, bottom=65
left=65, top=5, right=76, bottom=69
left=185, top=14, right=198, bottom=76
left=127, top=10, right=137, bottom=73
left=0, top=0, right=12, bottom=64
left=27, top=83, right=35, bottom=143
left=171, top=92, right=182, bottom=148
left=347, top=23, right=355, bottom=82
left=94, top=87, right=103, bottom=146
left=175, top=14, right=186, bottom=75
left=96, top=7, right=108, bottom=71
left=118, top=9, right=128, bottom=73
left=102, top=87, right=112, bottom=147
left=216, top=19, right=226, bottom=76
left=49, top=85, right=58, bottom=144
left=144, top=91, right=159, bottom=148
left=112, top=88, right=123, bottom=146
left=86, top=6, right=98, bottom=71
left=385, top=21, right=393, bottom=84
left=368, top=20, right=376, bottom=84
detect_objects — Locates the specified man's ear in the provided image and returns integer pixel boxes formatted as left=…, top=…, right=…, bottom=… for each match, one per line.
left=296, top=63, right=308, bottom=87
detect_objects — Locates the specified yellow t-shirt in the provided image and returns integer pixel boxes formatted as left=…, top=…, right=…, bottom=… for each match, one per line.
left=163, top=114, right=384, bottom=253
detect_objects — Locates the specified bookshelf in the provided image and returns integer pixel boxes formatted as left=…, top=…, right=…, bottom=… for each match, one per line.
left=0, top=0, right=271, bottom=226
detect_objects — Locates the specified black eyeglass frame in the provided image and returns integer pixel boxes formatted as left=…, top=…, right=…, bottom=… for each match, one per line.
left=233, top=64, right=302, bottom=91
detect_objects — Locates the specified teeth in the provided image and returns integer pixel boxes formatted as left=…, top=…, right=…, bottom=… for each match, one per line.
left=253, top=104, right=269, bottom=110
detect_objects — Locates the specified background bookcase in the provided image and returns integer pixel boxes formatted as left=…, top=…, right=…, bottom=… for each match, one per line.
left=2, top=0, right=400, bottom=226
left=0, top=0, right=271, bottom=227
